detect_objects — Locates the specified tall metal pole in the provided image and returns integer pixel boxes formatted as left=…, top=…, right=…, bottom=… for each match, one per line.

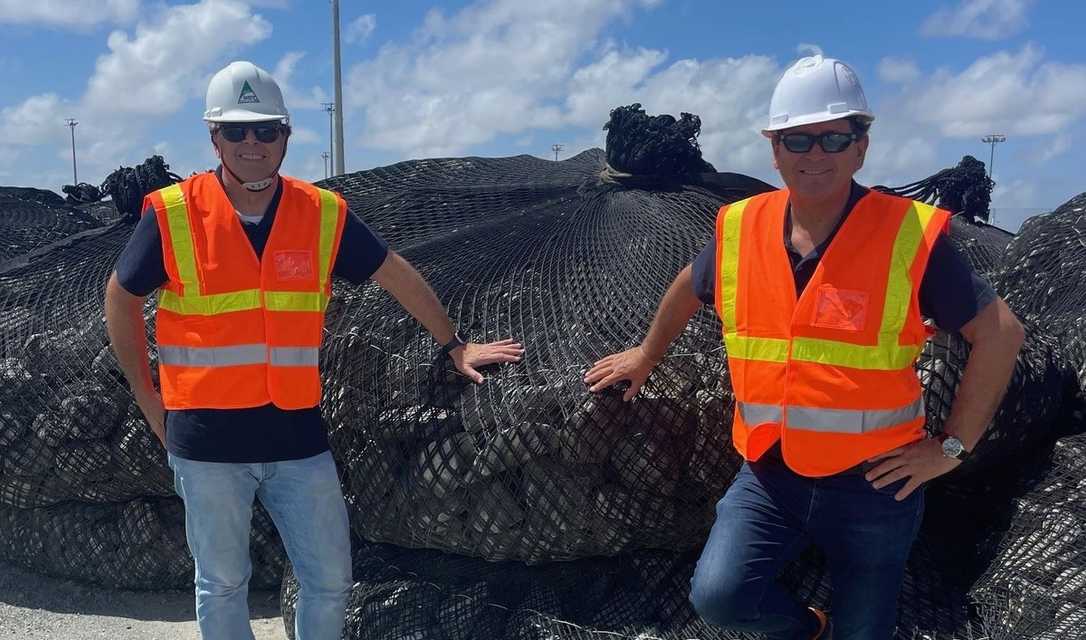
left=981, top=134, right=1006, bottom=225
left=322, top=102, right=335, bottom=172
left=331, top=0, right=346, bottom=175
left=981, top=134, right=1006, bottom=181
left=65, top=118, right=79, bottom=184
left=321, top=151, right=330, bottom=179
left=552, top=143, right=563, bottom=161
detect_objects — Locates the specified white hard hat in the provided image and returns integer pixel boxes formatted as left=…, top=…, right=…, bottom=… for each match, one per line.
left=203, top=61, right=289, bottom=124
left=762, top=55, right=874, bottom=133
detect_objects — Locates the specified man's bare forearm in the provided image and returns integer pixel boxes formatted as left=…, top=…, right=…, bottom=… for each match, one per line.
left=640, top=265, right=704, bottom=362
left=104, top=272, right=157, bottom=398
left=945, top=297, right=1025, bottom=450
left=371, top=251, right=456, bottom=345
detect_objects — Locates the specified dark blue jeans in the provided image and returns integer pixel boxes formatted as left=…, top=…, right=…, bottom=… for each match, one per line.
left=689, top=453, right=924, bottom=640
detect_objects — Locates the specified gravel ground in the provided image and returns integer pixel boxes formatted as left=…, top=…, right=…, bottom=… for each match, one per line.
left=0, top=560, right=286, bottom=639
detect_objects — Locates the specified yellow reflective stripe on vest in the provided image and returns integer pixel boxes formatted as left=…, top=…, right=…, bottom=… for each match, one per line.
left=159, top=343, right=267, bottom=367
left=719, top=197, right=750, bottom=334
left=738, top=398, right=923, bottom=434
left=722, top=199, right=937, bottom=371
left=724, top=334, right=789, bottom=363
left=265, top=291, right=330, bottom=312
left=316, top=188, right=339, bottom=296
left=158, top=289, right=262, bottom=315
left=161, top=184, right=201, bottom=295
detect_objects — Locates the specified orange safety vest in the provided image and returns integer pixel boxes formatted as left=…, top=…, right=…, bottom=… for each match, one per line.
left=713, top=188, right=948, bottom=477
left=145, top=172, right=347, bottom=411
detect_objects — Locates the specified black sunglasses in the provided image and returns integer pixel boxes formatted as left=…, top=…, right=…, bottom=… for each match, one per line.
left=777, top=131, right=859, bottom=154
left=218, top=123, right=286, bottom=144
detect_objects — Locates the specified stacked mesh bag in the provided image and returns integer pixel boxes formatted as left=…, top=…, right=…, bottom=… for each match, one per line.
left=0, top=158, right=286, bottom=589
left=967, top=193, right=1086, bottom=639
left=277, top=106, right=1078, bottom=639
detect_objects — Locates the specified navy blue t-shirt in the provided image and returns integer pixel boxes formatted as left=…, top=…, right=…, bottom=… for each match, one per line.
left=690, top=183, right=996, bottom=333
left=115, top=173, right=389, bottom=463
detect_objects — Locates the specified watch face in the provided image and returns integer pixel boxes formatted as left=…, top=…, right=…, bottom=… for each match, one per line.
left=942, top=436, right=965, bottom=459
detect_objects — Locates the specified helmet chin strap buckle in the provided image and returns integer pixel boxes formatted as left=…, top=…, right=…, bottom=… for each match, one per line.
left=242, top=177, right=275, bottom=192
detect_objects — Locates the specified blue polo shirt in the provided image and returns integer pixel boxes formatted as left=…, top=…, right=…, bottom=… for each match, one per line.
left=690, top=183, right=996, bottom=332
left=115, top=173, right=389, bottom=463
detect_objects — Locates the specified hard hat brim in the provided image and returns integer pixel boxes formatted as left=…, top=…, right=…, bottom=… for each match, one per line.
left=204, top=110, right=288, bottom=124
left=761, top=110, right=874, bottom=135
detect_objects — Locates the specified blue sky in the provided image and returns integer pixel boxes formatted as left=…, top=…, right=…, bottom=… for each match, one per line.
left=2, top=0, right=1084, bottom=231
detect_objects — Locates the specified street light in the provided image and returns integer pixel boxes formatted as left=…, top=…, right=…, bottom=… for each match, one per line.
left=65, top=118, right=79, bottom=184
left=322, top=102, right=335, bottom=176
left=551, top=143, right=563, bottom=161
left=981, top=134, right=1006, bottom=181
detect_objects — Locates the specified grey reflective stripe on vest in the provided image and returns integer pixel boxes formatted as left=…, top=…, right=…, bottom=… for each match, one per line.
left=269, top=347, right=319, bottom=367
left=738, top=402, right=783, bottom=425
left=737, top=398, right=924, bottom=434
left=158, top=344, right=267, bottom=367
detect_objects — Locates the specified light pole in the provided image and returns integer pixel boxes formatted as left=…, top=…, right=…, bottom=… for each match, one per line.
left=321, top=151, right=330, bottom=180
left=331, top=0, right=346, bottom=175
left=322, top=102, right=335, bottom=175
left=981, top=134, right=1006, bottom=181
left=65, top=118, right=79, bottom=184
left=551, top=143, right=563, bottom=161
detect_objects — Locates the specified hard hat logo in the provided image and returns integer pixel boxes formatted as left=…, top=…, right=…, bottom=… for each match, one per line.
left=237, top=81, right=260, bottom=105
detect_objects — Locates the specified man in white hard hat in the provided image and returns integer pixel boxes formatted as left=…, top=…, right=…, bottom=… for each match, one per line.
left=586, top=55, right=1023, bottom=639
left=104, top=60, right=523, bottom=639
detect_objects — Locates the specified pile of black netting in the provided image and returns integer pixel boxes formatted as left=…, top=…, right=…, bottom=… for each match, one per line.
left=1, top=105, right=1085, bottom=640
left=0, top=187, right=103, bottom=264
left=0, top=158, right=285, bottom=589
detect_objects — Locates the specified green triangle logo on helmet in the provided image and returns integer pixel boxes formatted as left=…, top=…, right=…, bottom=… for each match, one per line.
left=237, top=80, right=260, bottom=105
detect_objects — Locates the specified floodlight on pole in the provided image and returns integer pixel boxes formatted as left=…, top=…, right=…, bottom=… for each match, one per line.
left=331, top=0, right=346, bottom=175
left=65, top=118, right=79, bottom=184
left=981, top=134, right=1006, bottom=181
left=322, top=102, right=335, bottom=175
left=552, top=144, right=563, bottom=161
left=321, top=151, right=330, bottom=180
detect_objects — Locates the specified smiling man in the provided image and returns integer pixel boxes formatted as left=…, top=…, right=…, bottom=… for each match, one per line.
left=103, top=61, right=523, bottom=640
left=585, top=55, right=1023, bottom=639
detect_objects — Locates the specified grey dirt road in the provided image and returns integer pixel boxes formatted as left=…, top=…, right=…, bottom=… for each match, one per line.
left=0, top=560, right=286, bottom=639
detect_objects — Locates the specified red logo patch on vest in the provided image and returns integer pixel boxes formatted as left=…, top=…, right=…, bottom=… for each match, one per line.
left=273, top=250, right=314, bottom=281
left=811, top=285, right=868, bottom=331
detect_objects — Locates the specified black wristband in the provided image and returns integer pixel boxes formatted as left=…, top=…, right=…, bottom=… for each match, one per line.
left=440, top=330, right=468, bottom=356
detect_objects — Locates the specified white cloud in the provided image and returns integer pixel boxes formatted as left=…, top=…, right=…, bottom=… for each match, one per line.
left=878, top=57, right=921, bottom=85
left=1028, top=133, right=1071, bottom=164
left=84, top=0, right=272, bottom=116
left=346, top=13, right=376, bottom=44
left=288, top=126, right=321, bottom=145
left=0, top=0, right=274, bottom=189
left=0, top=0, right=139, bottom=28
left=921, top=0, right=1032, bottom=40
left=346, top=0, right=659, bottom=158
left=274, top=51, right=329, bottom=111
left=902, top=45, right=1086, bottom=138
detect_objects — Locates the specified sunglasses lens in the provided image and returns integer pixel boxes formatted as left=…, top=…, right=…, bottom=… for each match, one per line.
left=821, top=133, right=853, bottom=153
left=781, top=134, right=814, bottom=153
left=219, top=124, right=281, bottom=143
left=254, top=126, right=280, bottom=143
left=220, top=126, right=246, bottom=143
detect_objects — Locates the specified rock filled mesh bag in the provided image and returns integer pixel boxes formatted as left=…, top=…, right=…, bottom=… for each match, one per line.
left=0, top=187, right=104, bottom=264
left=0, top=159, right=286, bottom=588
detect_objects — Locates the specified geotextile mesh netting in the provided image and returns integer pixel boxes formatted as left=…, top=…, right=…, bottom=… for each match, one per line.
left=0, top=187, right=104, bottom=264
left=0, top=162, right=287, bottom=589
left=0, top=109, right=1083, bottom=639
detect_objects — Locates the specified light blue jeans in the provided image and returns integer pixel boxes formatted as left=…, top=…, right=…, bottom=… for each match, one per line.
left=168, top=450, right=353, bottom=640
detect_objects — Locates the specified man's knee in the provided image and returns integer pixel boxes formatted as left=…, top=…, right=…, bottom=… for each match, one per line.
left=688, top=572, right=759, bottom=628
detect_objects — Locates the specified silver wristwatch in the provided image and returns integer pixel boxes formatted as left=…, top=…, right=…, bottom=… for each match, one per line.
left=937, top=433, right=969, bottom=461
